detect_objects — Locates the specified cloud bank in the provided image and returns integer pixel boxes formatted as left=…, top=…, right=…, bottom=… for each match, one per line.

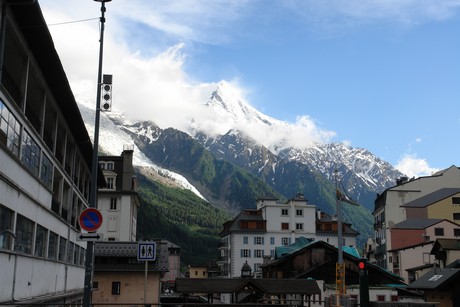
left=395, top=154, right=439, bottom=178
left=41, top=0, right=457, bottom=176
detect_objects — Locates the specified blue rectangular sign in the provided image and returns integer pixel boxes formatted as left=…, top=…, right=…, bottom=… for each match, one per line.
left=137, top=242, right=156, bottom=261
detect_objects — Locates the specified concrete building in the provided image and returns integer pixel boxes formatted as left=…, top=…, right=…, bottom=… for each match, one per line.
left=373, top=166, right=460, bottom=269
left=0, top=1, right=100, bottom=304
left=408, top=243, right=460, bottom=307
left=218, top=194, right=358, bottom=278
left=401, top=187, right=460, bottom=222
left=92, top=241, right=169, bottom=306
left=390, top=219, right=460, bottom=252
left=98, top=148, right=140, bottom=242
left=388, top=241, right=435, bottom=284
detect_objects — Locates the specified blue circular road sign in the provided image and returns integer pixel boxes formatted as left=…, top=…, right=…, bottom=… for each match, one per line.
left=79, top=208, right=103, bottom=232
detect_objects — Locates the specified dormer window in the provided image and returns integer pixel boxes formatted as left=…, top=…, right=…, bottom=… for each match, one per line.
left=106, top=162, right=114, bottom=170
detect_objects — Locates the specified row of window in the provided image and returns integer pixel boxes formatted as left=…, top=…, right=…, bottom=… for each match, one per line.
left=0, top=205, right=85, bottom=265
left=241, top=249, right=272, bottom=258
left=281, top=208, right=304, bottom=216
left=2, top=19, right=93, bottom=201
left=433, top=227, right=460, bottom=237
left=1, top=101, right=53, bottom=188
left=93, top=281, right=121, bottom=295
left=243, top=236, right=292, bottom=246
left=281, top=222, right=304, bottom=230
left=1, top=99, right=90, bottom=230
left=99, top=161, right=114, bottom=170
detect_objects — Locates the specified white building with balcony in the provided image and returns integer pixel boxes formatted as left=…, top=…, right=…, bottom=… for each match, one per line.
left=218, top=194, right=358, bottom=278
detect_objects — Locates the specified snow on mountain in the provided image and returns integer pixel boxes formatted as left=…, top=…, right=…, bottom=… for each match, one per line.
left=77, top=101, right=206, bottom=200
left=186, top=81, right=335, bottom=153
left=280, top=143, right=402, bottom=191
left=77, top=79, right=403, bottom=207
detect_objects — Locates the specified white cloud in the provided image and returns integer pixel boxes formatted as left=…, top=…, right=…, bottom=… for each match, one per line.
left=40, top=0, right=460, bottom=159
left=395, top=154, right=439, bottom=178
left=41, top=4, right=336, bottom=152
left=41, top=0, right=460, bottom=48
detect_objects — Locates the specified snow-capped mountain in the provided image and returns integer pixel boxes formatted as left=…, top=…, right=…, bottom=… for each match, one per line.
left=78, top=80, right=404, bottom=224
left=75, top=80, right=411, bottom=245
left=78, top=101, right=206, bottom=200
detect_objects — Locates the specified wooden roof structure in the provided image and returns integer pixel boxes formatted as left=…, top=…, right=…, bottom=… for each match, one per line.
left=176, top=278, right=320, bottom=295
left=175, top=277, right=321, bottom=303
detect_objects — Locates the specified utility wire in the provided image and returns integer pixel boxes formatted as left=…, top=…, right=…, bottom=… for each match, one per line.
left=47, top=17, right=99, bottom=27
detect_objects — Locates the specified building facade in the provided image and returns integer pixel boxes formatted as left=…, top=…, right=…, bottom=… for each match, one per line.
left=218, top=194, right=358, bottom=278
left=0, top=1, right=99, bottom=304
left=373, top=166, right=460, bottom=269
left=98, top=148, right=140, bottom=242
left=93, top=241, right=169, bottom=306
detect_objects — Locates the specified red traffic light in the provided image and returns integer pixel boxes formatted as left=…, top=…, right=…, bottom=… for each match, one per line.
left=359, top=261, right=366, bottom=270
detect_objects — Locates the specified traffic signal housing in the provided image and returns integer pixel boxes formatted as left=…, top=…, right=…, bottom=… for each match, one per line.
left=101, top=74, right=112, bottom=111
left=358, top=259, right=367, bottom=276
left=358, top=258, right=369, bottom=307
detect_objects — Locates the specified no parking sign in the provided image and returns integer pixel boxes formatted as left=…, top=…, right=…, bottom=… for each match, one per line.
left=79, top=208, right=103, bottom=232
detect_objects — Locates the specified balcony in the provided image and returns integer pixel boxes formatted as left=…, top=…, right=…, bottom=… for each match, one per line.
left=218, top=241, right=229, bottom=249
left=375, top=244, right=386, bottom=256
left=217, top=255, right=228, bottom=263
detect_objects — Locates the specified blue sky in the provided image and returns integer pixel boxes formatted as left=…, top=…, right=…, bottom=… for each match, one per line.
left=39, top=0, right=460, bottom=178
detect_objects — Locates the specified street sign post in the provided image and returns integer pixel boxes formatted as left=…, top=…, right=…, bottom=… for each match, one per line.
left=77, top=233, right=103, bottom=241
left=79, top=208, right=103, bottom=232
left=138, top=241, right=156, bottom=305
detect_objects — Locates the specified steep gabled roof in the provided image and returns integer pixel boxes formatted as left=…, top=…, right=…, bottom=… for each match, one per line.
left=175, top=278, right=321, bottom=295
left=220, top=209, right=266, bottom=236
left=388, top=240, right=434, bottom=253
left=261, top=239, right=404, bottom=285
left=431, top=239, right=460, bottom=253
left=401, top=188, right=460, bottom=208
left=407, top=268, right=460, bottom=290
left=393, top=218, right=446, bottom=230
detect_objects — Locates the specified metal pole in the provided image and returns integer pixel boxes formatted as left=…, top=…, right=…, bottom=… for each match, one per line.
left=144, top=260, right=148, bottom=306
left=334, top=170, right=345, bottom=306
left=83, top=1, right=108, bottom=306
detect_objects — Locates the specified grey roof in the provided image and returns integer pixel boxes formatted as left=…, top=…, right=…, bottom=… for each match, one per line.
left=401, top=188, right=460, bottom=208
left=431, top=239, right=460, bottom=252
left=220, top=209, right=266, bottom=236
left=407, top=268, right=460, bottom=290
left=95, top=241, right=138, bottom=257
left=406, top=263, right=435, bottom=272
left=175, top=278, right=320, bottom=295
left=446, top=259, right=460, bottom=268
left=94, top=240, right=170, bottom=272
left=388, top=240, right=434, bottom=252
left=393, top=218, right=445, bottom=230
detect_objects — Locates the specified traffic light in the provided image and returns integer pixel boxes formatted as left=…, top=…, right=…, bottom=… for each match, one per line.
left=358, top=258, right=369, bottom=307
left=358, top=259, right=367, bottom=276
left=101, top=74, right=112, bottom=111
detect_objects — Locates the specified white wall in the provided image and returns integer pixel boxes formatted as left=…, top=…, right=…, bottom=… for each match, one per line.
left=0, top=252, right=84, bottom=301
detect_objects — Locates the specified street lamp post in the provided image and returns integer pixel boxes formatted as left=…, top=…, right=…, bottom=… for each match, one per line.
left=82, top=1, right=111, bottom=306
left=333, top=169, right=359, bottom=306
